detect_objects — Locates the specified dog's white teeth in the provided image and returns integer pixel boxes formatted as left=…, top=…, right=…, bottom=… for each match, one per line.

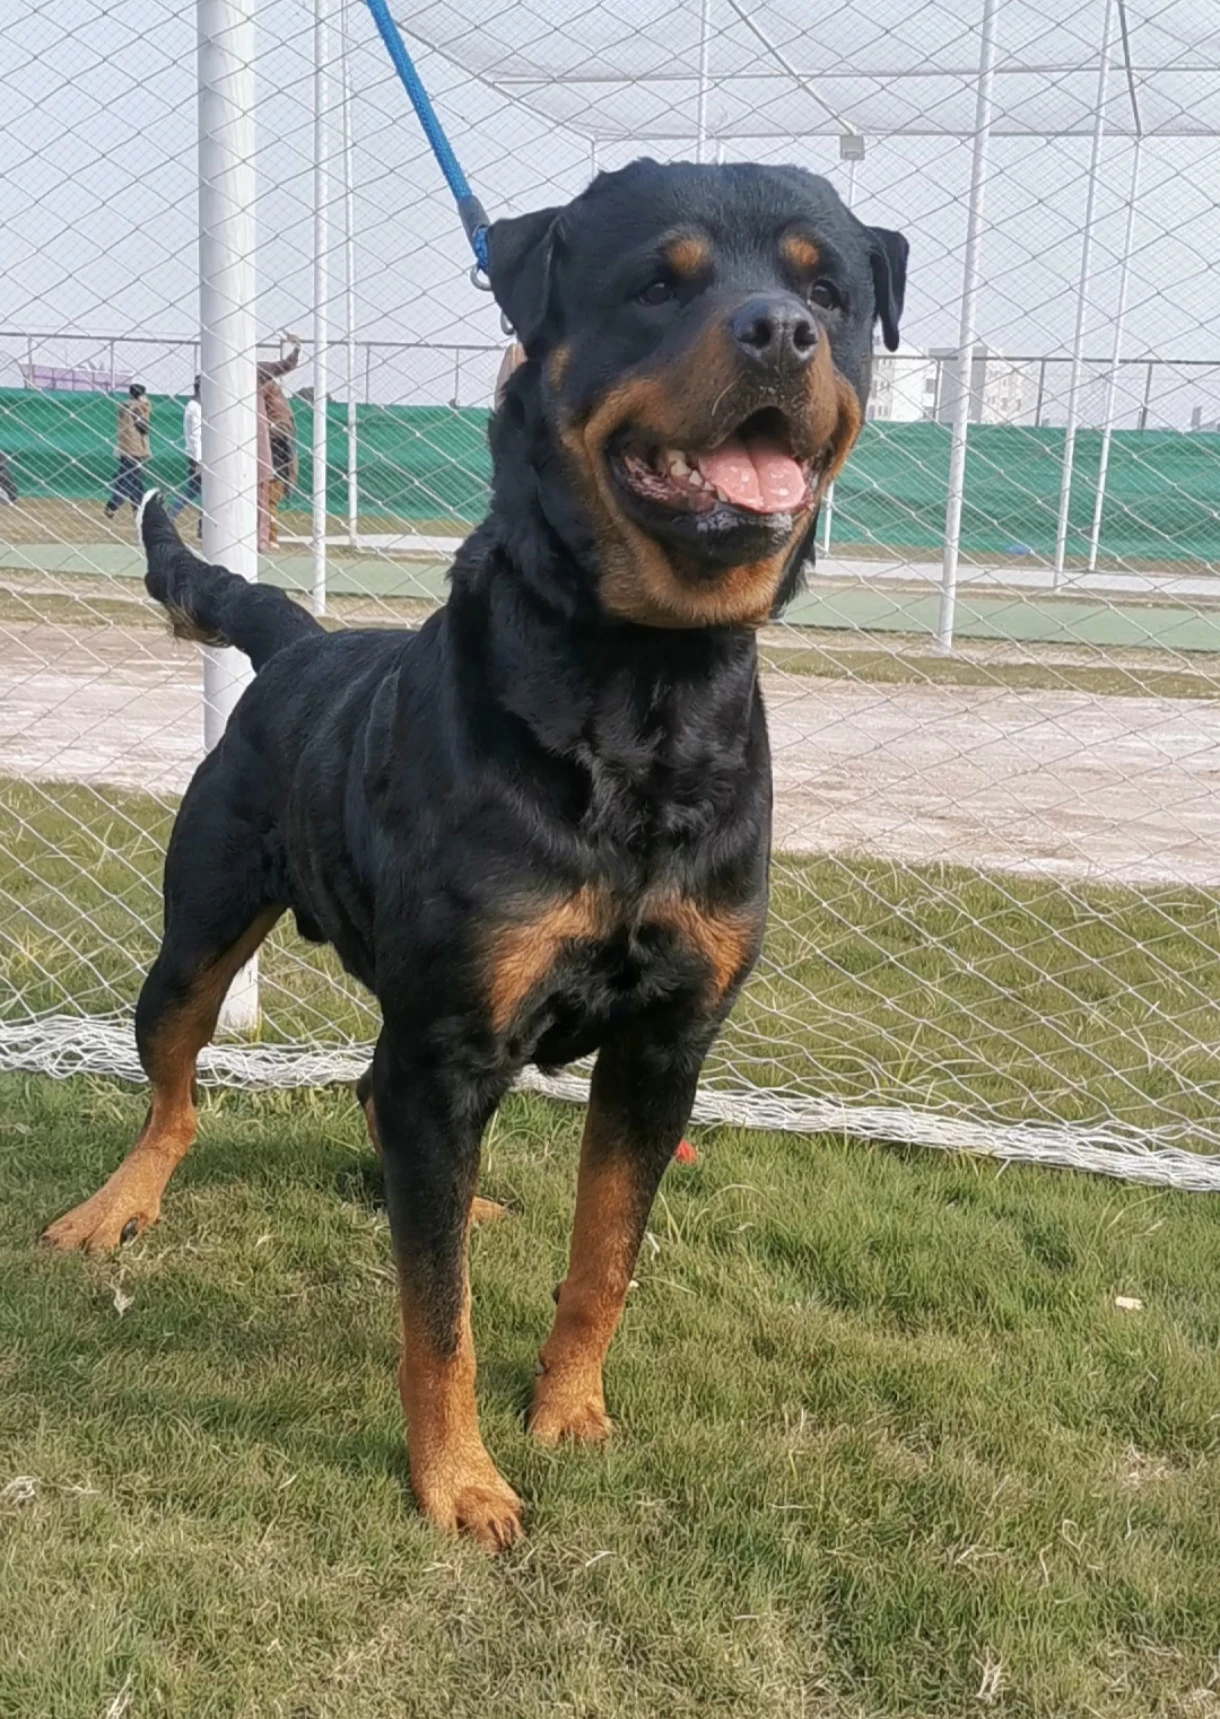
left=665, top=450, right=691, bottom=478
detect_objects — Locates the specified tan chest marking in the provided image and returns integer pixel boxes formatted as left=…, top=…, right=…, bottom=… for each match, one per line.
left=485, top=887, right=761, bottom=1032
left=486, top=886, right=610, bottom=1032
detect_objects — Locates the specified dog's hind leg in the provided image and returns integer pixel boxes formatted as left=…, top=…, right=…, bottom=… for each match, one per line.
left=43, top=757, right=283, bottom=1253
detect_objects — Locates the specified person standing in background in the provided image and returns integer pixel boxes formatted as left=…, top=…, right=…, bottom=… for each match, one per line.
left=104, top=382, right=150, bottom=518
left=168, top=375, right=202, bottom=533
left=264, top=369, right=299, bottom=548
left=257, top=334, right=302, bottom=551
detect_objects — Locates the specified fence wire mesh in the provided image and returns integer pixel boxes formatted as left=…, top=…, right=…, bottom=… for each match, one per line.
left=3, top=1, right=1220, bottom=1187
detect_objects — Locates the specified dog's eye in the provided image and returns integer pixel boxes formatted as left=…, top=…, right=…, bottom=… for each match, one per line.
left=808, top=280, right=842, bottom=312
left=637, top=278, right=674, bottom=306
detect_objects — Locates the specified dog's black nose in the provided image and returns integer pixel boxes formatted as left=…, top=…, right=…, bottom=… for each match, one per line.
left=729, top=295, right=818, bottom=367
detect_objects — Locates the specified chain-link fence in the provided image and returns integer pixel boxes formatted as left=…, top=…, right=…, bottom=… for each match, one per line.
left=3, top=1, right=1220, bottom=1188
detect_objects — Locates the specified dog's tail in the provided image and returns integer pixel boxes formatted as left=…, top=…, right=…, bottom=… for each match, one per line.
left=139, top=491, right=323, bottom=671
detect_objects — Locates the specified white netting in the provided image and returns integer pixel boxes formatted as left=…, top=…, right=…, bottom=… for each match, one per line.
left=3, top=1, right=1220, bottom=1191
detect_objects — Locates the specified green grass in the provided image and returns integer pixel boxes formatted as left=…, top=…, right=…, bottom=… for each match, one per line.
left=3, top=1074, right=1220, bottom=1716
left=751, top=856, right=1220, bottom=1141
left=6, top=777, right=1220, bottom=1149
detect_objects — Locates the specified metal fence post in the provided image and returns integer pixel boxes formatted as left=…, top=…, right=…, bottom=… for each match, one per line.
left=937, top=0, right=999, bottom=653
left=198, top=0, right=260, bottom=1034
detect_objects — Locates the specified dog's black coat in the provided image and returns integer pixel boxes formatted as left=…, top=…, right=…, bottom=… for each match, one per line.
left=59, top=159, right=906, bottom=1545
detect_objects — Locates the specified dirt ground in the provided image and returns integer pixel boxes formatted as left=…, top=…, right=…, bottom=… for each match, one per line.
left=765, top=674, right=1220, bottom=884
left=3, top=619, right=1220, bottom=886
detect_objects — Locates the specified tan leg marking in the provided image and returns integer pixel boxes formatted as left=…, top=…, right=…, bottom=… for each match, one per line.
left=399, top=1257, right=523, bottom=1552
left=359, top=1083, right=381, bottom=1154
left=42, top=911, right=280, bottom=1253
left=529, top=1111, right=645, bottom=1447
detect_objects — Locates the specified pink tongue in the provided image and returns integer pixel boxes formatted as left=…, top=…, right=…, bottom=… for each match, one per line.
left=694, top=434, right=806, bottom=513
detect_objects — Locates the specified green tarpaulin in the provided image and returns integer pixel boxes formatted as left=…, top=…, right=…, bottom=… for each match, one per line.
left=3, top=386, right=1219, bottom=563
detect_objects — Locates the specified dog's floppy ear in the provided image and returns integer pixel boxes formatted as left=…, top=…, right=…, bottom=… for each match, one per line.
left=868, top=227, right=909, bottom=352
left=487, top=206, right=565, bottom=353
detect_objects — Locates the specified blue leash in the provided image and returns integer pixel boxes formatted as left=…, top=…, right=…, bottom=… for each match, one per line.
left=361, top=0, right=492, bottom=283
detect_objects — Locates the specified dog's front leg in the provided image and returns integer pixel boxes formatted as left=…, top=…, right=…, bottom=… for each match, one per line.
left=372, top=1032, right=522, bottom=1552
left=529, top=1018, right=709, bottom=1446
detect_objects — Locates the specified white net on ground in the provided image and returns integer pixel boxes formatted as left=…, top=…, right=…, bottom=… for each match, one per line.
left=3, top=1, right=1220, bottom=1191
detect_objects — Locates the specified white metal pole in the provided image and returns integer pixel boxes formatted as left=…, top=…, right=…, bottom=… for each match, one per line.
left=1087, top=133, right=1140, bottom=573
left=695, top=0, right=711, bottom=163
left=1053, top=0, right=1114, bottom=590
left=342, top=0, right=357, bottom=551
left=312, top=0, right=331, bottom=613
left=820, top=150, right=859, bottom=557
left=937, top=0, right=1000, bottom=654
left=198, top=0, right=260, bottom=1033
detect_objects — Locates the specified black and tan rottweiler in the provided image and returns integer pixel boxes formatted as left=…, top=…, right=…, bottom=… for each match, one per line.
left=43, top=160, right=907, bottom=1549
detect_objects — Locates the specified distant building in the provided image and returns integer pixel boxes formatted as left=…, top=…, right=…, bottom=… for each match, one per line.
left=20, top=362, right=132, bottom=393
left=867, top=347, right=935, bottom=422
left=927, top=343, right=1026, bottom=425
left=868, top=344, right=1025, bottom=425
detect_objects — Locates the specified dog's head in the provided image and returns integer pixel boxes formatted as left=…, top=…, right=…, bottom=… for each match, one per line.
left=487, top=159, right=907, bottom=629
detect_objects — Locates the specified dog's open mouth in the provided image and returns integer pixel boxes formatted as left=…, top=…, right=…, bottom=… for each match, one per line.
left=610, top=408, right=819, bottom=520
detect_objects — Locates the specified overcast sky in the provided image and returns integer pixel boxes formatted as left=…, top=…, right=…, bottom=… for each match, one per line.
left=3, top=0, right=1219, bottom=424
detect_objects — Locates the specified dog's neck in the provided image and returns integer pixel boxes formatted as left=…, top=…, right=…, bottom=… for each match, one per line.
left=444, top=530, right=766, bottom=878
left=448, top=522, right=761, bottom=767
left=438, top=379, right=770, bottom=830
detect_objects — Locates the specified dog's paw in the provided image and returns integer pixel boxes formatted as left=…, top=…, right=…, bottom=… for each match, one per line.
left=414, top=1461, right=524, bottom=1553
left=42, top=1187, right=155, bottom=1254
left=529, top=1368, right=613, bottom=1447
left=41, top=1153, right=169, bottom=1254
